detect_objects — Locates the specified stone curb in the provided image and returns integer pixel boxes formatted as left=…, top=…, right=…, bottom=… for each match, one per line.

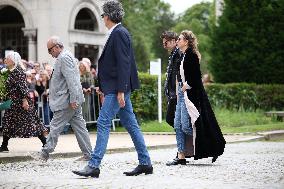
left=257, top=130, right=284, bottom=140
left=227, top=136, right=265, bottom=143
left=0, top=144, right=177, bottom=164
left=106, top=131, right=279, bottom=136
left=1, top=131, right=283, bottom=164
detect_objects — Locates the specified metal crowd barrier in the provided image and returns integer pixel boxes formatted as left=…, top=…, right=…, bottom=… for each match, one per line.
left=0, top=91, right=120, bottom=131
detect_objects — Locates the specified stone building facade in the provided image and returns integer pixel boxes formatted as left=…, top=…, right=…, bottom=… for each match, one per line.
left=0, top=0, right=107, bottom=64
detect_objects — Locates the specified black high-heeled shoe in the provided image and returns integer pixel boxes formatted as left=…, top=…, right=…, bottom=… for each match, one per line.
left=166, top=158, right=187, bottom=166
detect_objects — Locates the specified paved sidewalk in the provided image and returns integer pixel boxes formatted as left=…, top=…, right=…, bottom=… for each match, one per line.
left=0, top=130, right=283, bottom=163
left=1, top=142, right=284, bottom=188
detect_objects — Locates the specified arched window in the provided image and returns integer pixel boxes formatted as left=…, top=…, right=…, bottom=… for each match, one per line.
left=0, top=6, right=27, bottom=59
left=75, top=8, right=98, bottom=31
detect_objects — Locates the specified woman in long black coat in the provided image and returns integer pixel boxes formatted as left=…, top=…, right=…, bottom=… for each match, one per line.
left=167, top=30, right=226, bottom=165
left=0, top=51, right=47, bottom=152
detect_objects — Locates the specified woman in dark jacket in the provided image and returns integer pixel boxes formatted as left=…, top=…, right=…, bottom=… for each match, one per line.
left=166, top=30, right=226, bottom=165
left=0, top=51, right=47, bottom=152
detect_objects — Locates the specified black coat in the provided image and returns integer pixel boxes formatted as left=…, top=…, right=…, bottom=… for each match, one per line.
left=182, top=47, right=226, bottom=161
left=165, top=47, right=181, bottom=100
left=165, top=48, right=181, bottom=126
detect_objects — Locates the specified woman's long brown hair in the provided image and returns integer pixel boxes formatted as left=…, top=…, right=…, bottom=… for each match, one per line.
left=181, top=30, right=201, bottom=62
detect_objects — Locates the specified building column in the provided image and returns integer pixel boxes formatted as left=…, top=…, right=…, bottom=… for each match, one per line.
left=98, top=45, right=104, bottom=57
left=69, top=42, right=75, bottom=55
left=22, top=28, right=37, bottom=61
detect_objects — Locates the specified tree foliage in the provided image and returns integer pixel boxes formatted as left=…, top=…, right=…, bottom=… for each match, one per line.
left=121, top=0, right=215, bottom=74
left=210, top=0, right=284, bottom=83
left=121, top=0, right=175, bottom=72
left=173, top=2, right=214, bottom=74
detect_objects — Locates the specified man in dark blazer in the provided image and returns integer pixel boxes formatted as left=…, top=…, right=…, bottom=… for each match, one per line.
left=72, top=1, right=153, bottom=178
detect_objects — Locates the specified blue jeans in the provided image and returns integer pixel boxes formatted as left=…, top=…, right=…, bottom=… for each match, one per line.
left=43, top=102, right=53, bottom=126
left=88, top=92, right=151, bottom=168
left=174, top=84, right=192, bottom=153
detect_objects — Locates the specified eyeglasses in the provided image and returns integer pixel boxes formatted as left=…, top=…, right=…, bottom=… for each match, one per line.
left=162, top=41, right=168, bottom=46
left=48, top=44, right=57, bottom=53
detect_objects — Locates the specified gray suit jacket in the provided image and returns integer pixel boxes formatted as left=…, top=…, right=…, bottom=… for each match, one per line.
left=49, top=50, right=84, bottom=112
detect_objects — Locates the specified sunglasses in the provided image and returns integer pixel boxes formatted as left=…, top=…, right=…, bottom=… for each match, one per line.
left=178, top=35, right=190, bottom=42
left=177, top=37, right=183, bottom=41
left=163, top=40, right=169, bottom=45
left=101, top=13, right=107, bottom=18
left=48, top=44, right=57, bottom=53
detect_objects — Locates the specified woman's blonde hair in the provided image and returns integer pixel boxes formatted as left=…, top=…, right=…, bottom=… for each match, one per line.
left=79, top=61, right=90, bottom=73
left=180, top=30, right=201, bottom=61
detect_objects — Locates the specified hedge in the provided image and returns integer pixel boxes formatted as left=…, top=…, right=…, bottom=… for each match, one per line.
left=131, top=73, right=164, bottom=121
left=205, top=83, right=284, bottom=111
left=131, top=73, right=284, bottom=120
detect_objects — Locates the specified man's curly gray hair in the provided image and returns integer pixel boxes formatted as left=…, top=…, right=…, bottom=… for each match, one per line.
left=102, top=0, right=125, bottom=23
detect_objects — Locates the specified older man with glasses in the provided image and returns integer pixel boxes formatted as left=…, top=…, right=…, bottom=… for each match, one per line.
left=31, top=36, right=92, bottom=162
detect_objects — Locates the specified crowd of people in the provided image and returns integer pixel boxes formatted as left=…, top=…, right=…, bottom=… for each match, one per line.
left=0, top=55, right=98, bottom=126
left=0, top=0, right=226, bottom=179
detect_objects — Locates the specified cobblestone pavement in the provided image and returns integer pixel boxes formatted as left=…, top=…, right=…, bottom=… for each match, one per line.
left=0, top=141, right=283, bottom=189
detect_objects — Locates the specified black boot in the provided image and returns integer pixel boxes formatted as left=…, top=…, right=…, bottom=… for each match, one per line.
left=0, top=136, right=9, bottom=152
left=123, top=165, right=153, bottom=176
left=38, top=134, right=47, bottom=147
left=72, top=165, right=100, bottom=178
